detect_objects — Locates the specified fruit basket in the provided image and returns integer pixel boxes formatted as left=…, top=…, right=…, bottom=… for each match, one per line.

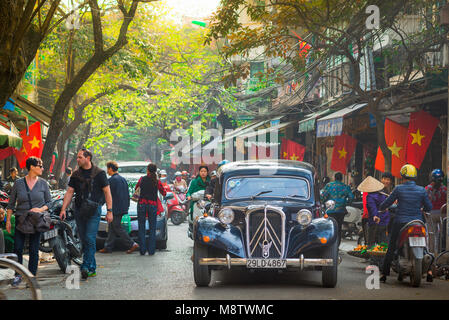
left=347, top=245, right=370, bottom=259
left=367, top=243, right=388, bottom=257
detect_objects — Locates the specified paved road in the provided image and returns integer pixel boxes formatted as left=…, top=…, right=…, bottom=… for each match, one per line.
left=12, top=221, right=449, bottom=300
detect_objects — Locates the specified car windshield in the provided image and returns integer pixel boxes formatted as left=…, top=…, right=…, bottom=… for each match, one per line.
left=118, top=166, right=147, bottom=174
left=225, top=176, right=310, bottom=200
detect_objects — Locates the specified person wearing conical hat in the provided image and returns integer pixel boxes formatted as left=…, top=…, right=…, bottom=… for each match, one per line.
left=357, top=174, right=392, bottom=246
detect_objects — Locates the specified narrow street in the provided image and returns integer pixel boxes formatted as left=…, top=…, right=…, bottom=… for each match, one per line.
left=22, top=221, right=449, bottom=300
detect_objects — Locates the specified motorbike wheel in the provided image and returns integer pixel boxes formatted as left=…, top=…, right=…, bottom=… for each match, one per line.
left=321, top=240, right=338, bottom=288
left=170, top=211, right=184, bottom=226
left=39, top=235, right=53, bottom=253
left=53, top=236, right=71, bottom=273
left=193, top=241, right=211, bottom=287
left=410, top=257, right=422, bottom=287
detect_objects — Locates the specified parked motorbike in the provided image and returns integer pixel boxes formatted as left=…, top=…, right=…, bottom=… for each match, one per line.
left=390, top=213, right=434, bottom=287
left=41, top=200, right=82, bottom=273
left=164, top=185, right=185, bottom=226
left=343, top=201, right=363, bottom=243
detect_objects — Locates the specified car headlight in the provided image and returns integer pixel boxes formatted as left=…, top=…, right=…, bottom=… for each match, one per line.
left=297, top=209, right=312, bottom=226
left=218, top=207, right=234, bottom=224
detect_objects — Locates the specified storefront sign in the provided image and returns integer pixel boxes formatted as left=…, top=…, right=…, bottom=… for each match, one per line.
left=316, top=117, right=343, bottom=137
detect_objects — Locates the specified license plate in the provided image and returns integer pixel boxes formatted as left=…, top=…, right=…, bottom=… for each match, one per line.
left=43, top=229, right=57, bottom=240
left=246, top=259, right=287, bottom=269
left=409, top=237, right=426, bottom=247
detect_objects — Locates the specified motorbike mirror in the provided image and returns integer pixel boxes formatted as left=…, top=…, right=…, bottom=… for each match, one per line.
left=165, top=193, right=174, bottom=200
left=325, top=200, right=336, bottom=210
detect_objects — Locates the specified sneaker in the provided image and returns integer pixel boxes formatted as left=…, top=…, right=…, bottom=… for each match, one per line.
left=11, top=275, right=22, bottom=287
left=81, top=269, right=89, bottom=280
left=88, top=271, right=96, bottom=277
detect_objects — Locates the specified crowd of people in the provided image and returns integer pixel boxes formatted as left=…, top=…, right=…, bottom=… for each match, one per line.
left=320, top=164, right=447, bottom=282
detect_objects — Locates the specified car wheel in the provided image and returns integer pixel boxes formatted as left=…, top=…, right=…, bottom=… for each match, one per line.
left=193, top=241, right=211, bottom=287
left=322, top=240, right=338, bottom=288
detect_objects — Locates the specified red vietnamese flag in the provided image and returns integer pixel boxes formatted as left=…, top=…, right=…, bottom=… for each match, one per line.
left=374, top=118, right=408, bottom=178
left=14, top=121, right=44, bottom=169
left=280, top=139, right=305, bottom=161
left=405, top=110, right=439, bottom=169
left=330, top=134, right=357, bottom=174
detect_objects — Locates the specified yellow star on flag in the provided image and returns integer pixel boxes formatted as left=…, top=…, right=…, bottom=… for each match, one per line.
left=290, top=154, right=299, bottom=161
left=410, top=129, right=425, bottom=146
left=338, top=147, right=347, bottom=159
left=388, top=141, right=402, bottom=158
left=20, top=145, right=28, bottom=155
left=28, top=136, right=41, bottom=150
left=283, top=152, right=288, bottom=159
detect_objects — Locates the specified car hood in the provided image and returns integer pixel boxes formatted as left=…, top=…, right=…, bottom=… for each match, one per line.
left=220, top=199, right=314, bottom=210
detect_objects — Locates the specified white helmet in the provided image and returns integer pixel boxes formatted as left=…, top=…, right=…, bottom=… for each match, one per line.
left=160, top=170, right=167, bottom=175
left=175, top=171, right=182, bottom=176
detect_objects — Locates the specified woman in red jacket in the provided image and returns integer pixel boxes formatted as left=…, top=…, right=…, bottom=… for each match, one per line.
left=135, top=163, right=166, bottom=255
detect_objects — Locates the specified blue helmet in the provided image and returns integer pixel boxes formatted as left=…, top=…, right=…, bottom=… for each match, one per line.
left=431, top=169, right=444, bottom=182
left=217, top=159, right=230, bottom=169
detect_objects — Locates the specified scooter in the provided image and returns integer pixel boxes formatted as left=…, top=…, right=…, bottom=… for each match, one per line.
left=174, top=186, right=188, bottom=215
left=164, top=185, right=185, bottom=226
left=343, top=201, right=363, bottom=243
left=187, top=190, right=210, bottom=240
left=390, top=214, right=434, bottom=287
left=41, top=201, right=82, bottom=273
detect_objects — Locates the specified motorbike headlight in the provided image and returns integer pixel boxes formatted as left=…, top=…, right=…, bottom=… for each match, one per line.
left=218, top=208, right=234, bottom=224
left=297, top=209, right=312, bottom=226
left=196, top=200, right=206, bottom=209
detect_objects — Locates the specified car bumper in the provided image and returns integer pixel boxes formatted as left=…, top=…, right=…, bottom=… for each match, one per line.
left=199, top=254, right=334, bottom=270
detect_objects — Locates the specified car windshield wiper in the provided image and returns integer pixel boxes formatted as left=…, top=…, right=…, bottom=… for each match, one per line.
left=251, top=190, right=272, bottom=200
left=283, top=194, right=305, bottom=200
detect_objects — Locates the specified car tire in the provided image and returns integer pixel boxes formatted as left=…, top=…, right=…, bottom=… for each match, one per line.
left=156, top=240, right=167, bottom=250
left=322, top=240, right=338, bottom=288
left=193, top=241, right=211, bottom=287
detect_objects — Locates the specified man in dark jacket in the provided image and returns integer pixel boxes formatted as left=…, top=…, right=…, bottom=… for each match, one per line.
left=100, top=161, right=139, bottom=254
left=379, top=164, right=433, bottom=283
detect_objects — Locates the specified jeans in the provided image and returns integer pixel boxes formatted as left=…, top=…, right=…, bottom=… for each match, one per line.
left=104, top=213, right=134, bottom=251
left=137, top=203, right=157, bottom=255
left=75, top=206, right=101, bottom=272
left=382, top=221, right=407, bottom=276
left=14, top=229, right=41, bottom=276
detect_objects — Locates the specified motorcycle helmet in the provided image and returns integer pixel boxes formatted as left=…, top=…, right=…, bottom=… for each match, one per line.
left=160, top=169, right=167, bottom=176
left=217, top=159, right=230, bottom=169
left=431, top=169, right=444, bottom=182
left=400, top=164, right=418, bottom=180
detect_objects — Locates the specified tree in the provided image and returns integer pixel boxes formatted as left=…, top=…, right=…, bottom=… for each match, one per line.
left=40, top=0, right=158, bottom=176
left=207, top=0, right=447, bottom=172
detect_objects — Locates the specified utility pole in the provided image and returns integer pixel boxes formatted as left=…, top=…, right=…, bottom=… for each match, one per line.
left=441, top=4, right=449, bottom=251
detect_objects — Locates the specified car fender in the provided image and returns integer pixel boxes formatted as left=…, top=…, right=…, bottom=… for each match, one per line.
left=286, top=217, right=338, bottom=257
left=194, top=216, right=246, bottom=258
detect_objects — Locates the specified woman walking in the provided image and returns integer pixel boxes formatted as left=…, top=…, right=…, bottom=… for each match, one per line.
left=5, top=157, right=51, bottom=286
left=134, top=163, right=166, bottom=255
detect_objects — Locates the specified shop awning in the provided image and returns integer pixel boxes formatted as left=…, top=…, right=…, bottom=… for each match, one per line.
left=0, top=125, right=22, bottom=149
left=242, top=120, right=296, bottom=139
left=316, top=103, right=367, bottom=137
left=297, top=109, right=333, bottom=133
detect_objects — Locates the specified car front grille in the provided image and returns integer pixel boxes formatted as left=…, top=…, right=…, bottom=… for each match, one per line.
left=246, top=206, right=285, bottom=259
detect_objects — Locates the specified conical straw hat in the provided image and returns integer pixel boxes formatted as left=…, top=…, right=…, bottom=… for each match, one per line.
left=357, top=176, right=384, bottom=193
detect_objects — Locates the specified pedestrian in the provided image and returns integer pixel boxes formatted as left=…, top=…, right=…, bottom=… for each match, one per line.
left=425, top=169, right=447, bottom=254
left=99, top=161, right=139, bottom=254
left=59, top=167, right=72, bottom=189
left=4, top=167, right=18, bottom=193
left=357, top=176, right=390, bottom=246
left=134, top=163, right=166, bottom=256
left=379, top=164, right=433, bottom=283
left=59, top=148, right=113, bottom=280
left=5, top=157, right=51, bottom=286
left=320, top=172, right=354, bottom=247
left=186, top=166, right=210, bottom=218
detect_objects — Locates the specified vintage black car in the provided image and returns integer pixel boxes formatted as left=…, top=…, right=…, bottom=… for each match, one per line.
left=192, top=160, right=339, bottom=288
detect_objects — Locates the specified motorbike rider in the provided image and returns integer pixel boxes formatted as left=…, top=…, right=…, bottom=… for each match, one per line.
left=173, top=171, right=187, bottom=190
left=379, top=164, right=433, bottom=283
left=425, top=169, right=447, bottom=254
left=181, top=171, right=190, bottom=186
left=205, top=160, right=230, bottom=201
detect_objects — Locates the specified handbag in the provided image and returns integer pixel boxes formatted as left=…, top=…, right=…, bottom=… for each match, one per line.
left=23, top=178, right=51, bottom=233
left=78, top=176, right=100, bottom=220
left=131, top=186, right=140, bottom=202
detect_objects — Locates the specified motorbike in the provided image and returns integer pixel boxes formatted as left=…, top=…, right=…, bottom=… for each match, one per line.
left=40, top=199, right=82, bottom=273
left=164, top=184, right=185, bottom=226
left=174, top=185, right=188, bottom=215
left=187, top=190, right=210, bottom=240
left=343, top=201, right=363, bottom=243
left=390, top=212, right=434, bottom=287
left=0, top=190, right=9, bottom=209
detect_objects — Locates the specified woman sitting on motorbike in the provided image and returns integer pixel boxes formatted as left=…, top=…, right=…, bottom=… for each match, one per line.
left=173, top=171, right=187, bottom=190
left=379, top=164, right=433, bottom=283
left=186, top=166, right=210, bottom=219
